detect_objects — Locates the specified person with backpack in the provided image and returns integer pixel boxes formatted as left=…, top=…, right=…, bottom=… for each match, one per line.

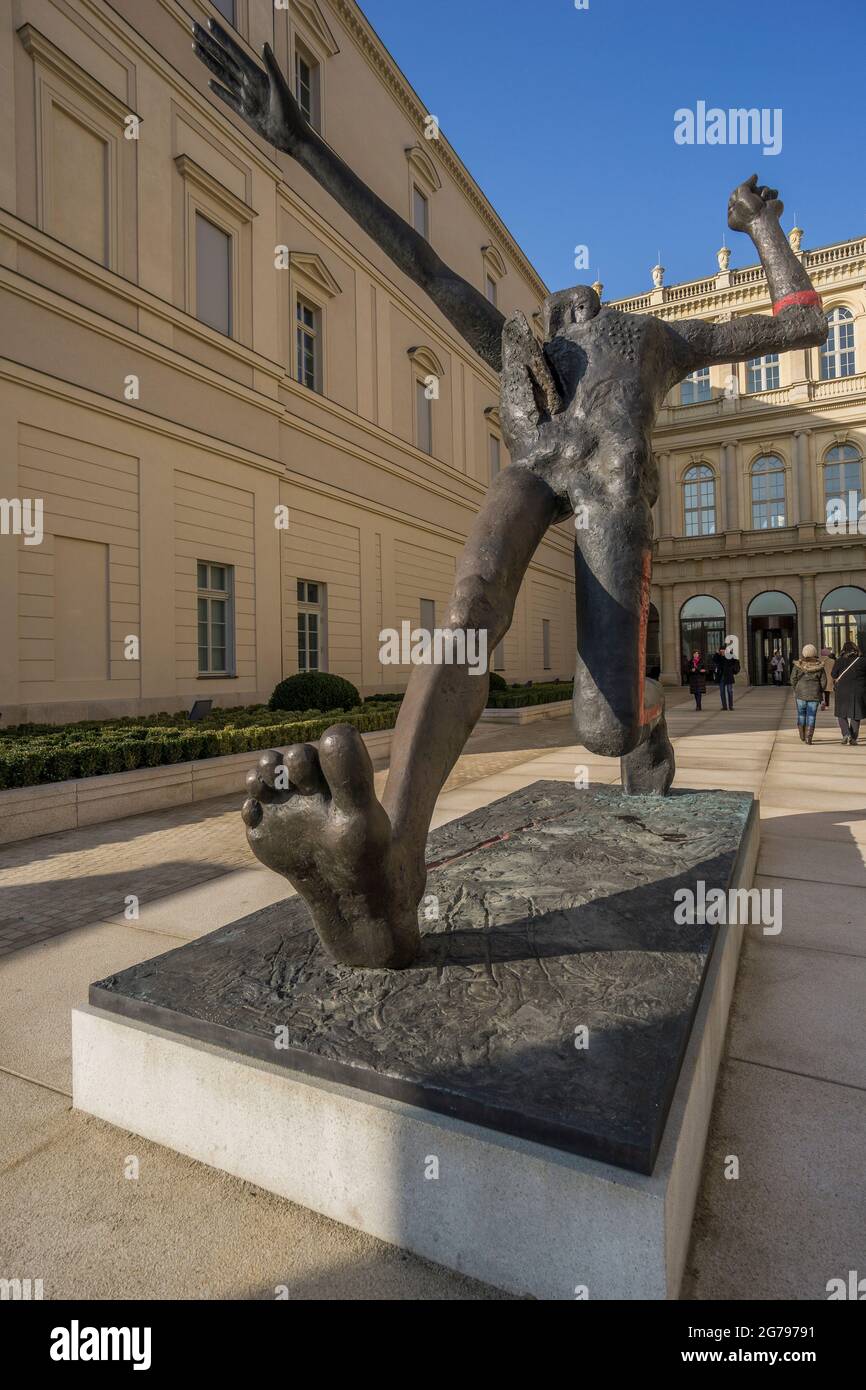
left=831, top=640, right=866, bottom=745
left=790, top=644, right=827, bottom=744
left=712, top=644, right=740, bottom=710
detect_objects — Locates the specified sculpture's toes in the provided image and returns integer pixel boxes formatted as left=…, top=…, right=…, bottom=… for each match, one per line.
left=317, top=723, right=378, bottom=814
left=242, top=749, right=288, bottom=828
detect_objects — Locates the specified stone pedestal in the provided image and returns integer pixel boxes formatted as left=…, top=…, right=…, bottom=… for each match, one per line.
left=72, top=782, right=759, bottom=1299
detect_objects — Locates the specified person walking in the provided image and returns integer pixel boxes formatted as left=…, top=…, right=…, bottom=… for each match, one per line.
left=831, top=640, right=866, bottom=745
left=769, top=648, right=787, bottom=686
left=820, top=647, right=835, bottom=710
left=712, top=644, right=740, bottom=710
left=790, top=644, right=826, bottom=744
left=687, top=650, right=707, bottom=711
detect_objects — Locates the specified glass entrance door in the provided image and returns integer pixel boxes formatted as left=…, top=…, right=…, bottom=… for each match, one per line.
left=750, top=618, right=797, bottom=685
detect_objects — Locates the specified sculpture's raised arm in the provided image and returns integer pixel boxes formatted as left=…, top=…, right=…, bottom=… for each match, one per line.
left=193, top=20, right=506, bottom=372
left=673, top=176, right=828, bottom=375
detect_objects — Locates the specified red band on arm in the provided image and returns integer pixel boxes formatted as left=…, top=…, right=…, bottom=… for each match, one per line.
left=772, top=290, right=823, bottom=316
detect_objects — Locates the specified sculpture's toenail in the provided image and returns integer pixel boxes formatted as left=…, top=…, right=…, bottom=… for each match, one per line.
left=242, top=797, right=262, bottom=828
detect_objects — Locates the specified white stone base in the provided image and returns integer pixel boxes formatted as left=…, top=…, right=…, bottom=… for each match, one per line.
left=72, top=808, right=758, bottom=1300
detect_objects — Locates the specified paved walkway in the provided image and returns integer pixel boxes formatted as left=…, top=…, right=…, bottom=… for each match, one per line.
left=1, top=686, right=864, bottom=1299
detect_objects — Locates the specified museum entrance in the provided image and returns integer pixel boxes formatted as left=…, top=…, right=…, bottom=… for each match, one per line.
left=679, top=595, right=725, bottom=683
left=821, top=586, right=866, bottom=656
left=747, top=591, right=798, bottom=685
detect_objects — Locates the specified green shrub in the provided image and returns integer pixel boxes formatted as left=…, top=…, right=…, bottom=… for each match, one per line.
left=269, top=672, right=360, bottom=714
left=488, top=671, right=508, bottom=691
left=486, top=682, right=574, bottom=709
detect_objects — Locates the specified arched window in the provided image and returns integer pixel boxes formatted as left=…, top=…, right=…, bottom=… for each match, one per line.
left=750, top=455, right=786, bottom=530
left=682, top=464, right=716, bottom=536
left=823, top=443, right=863, bottom=521
left=681, top=367, right=711, bottom=404
left=821, top=586, right=866, bottom=654
left=746, top=354, right=780, bottom=393
left=821, top=307, right=856, bottom=380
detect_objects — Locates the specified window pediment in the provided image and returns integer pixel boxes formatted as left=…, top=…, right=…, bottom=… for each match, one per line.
left=408, top=344, right=446, bottom=378
left=405, top=143, right=442, bottom=193
left=291, top=0, right=340, bottom=56
left=482, top=243, right=507, bottom=280
left=290, top=251, right=341, bottom=299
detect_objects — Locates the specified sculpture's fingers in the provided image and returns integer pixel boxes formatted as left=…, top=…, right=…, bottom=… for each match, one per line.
left=242, top=798, right=263, bottom=829
left=317, top=724, right=376, bottom=813
left=193, top=24, right=246, bottom=82
left=284, top=743, right=327, bottom=795
left=209, top=80, right=246, bottom=120
left=194, top=42, right=243, bottom=94
left=206, top=17, right=262, bottom=79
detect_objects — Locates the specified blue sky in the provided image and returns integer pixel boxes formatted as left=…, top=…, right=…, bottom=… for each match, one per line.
left=358, top=0, right=866, bottom=298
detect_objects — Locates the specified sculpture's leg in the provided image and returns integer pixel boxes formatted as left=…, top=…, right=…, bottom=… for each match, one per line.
left=242, top=466, right=560, bottom=968
left=383, top=465, right=561, bottom=857
left=571, top=476, right=655, bottom=759
left=620, top=680, right=676, bottom=795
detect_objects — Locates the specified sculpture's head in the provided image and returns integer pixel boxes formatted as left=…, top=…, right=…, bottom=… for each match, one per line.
left=543, top=285, right=601, bottom=337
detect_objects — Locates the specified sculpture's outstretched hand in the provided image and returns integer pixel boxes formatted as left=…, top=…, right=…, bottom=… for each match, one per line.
left=727, top=173, right=783, bottom=233
left=193, top=19, right=308, bottom=155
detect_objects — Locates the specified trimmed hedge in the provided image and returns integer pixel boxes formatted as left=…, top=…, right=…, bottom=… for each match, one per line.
left=269, top=672, right=360, bottom=713
left=0, top=707, right=398, bottom=791
left=485, top=681, right=574, bottom=709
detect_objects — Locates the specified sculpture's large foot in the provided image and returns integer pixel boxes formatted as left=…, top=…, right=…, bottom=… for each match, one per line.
left=242, top=724, right=423, bottom=969
left=620, top=706, right=675, bottom=796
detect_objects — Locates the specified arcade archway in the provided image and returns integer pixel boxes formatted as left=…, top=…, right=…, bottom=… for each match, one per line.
left=748, top=591, right=798, bottom=685
left=680, top=595, right=725, bottom=683
left=821, top=586, right=866, bottom=654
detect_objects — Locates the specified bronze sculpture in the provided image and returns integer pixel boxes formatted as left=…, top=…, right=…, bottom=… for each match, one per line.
left=193, top=20, right=828, bottom=968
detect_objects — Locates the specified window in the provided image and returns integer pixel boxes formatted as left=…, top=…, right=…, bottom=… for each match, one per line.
left=296, top=296, right=321, bottom=391
left=824, top=443, right=863, bottom=519
left=681, top=367, right=711, bottom=404
left=750, top=455, right=787, bottom=530
left=195, top=213, right=232, bottom=336
left=747, top=354, right=780, bottom=393
left=420, top=598, right=436, bottom=638
left=295, top=43, right=321, bottom=130
left=197, top=562, right=234, bottom=675
left=683, top=464, right=716, bottom=536
left=485, top=274, right=498, bottom=307
left=416, top=378, right=433, bottom=454
left=413, top=186, right=429, bottom=239
left=542, top=619, right=552, bottom=671
left=489, top=434, right=501, bottom=479
left=211, top=0, right=236, bottom=23
left=297, top=579, right=326, bottom=672
left=494, top=644, right=505, bottom=671
left=821, top=307, right=856, bottom=380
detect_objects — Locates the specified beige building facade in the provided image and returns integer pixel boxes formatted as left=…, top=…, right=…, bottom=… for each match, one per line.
left=0, top=0, right=577, bottom=724
left=612, top=237, right=866, bottom=686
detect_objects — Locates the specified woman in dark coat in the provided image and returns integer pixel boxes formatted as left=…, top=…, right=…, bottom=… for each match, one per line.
left=831, top=640, right=866, bottom=745
left=687, top=650, right=707, bottom=710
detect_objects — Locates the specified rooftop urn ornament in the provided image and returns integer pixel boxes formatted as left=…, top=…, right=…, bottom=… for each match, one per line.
left=717, top=243, right=731, bottom=271
left=651, top=261, right=665, bottom=288
left=592, top=278, right=604, bottom=299
left=789, top=223, right=804, bottom=253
